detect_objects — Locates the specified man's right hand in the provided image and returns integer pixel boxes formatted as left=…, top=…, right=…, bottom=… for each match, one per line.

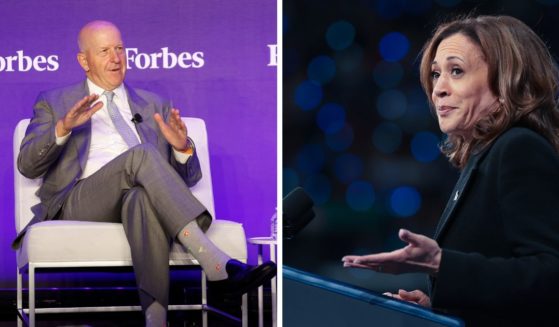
left=56, top=94, right=103, bottom=136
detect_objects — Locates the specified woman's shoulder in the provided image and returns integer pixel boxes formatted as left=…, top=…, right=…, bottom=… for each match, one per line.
left=486, top=126, right=558, bottom=162
left=493, top=126, right=552, bottom=150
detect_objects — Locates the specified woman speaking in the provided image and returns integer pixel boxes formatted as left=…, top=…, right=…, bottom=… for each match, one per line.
left=342, top=15, right=559, bottom=326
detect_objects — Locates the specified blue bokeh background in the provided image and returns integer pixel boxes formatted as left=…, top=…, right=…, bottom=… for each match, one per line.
left=283, top=0, right=559, bottom=294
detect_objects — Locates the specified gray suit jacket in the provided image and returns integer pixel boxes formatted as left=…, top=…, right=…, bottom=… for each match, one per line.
left=13, top=80, right=202, bottom=249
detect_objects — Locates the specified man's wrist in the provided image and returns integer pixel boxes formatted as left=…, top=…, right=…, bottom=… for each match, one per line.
left=176, top=137, right=194, bottom=154
left=55, top=120, right=71, bottom=137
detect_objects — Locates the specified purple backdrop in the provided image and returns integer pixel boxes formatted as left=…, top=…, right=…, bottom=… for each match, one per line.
left=0, top=0, right=277, bottom=287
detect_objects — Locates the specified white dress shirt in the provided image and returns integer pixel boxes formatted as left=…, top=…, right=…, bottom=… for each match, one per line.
left=56, top=79, right=189, bottom=179
left=80, top=80, right=139, bottom=179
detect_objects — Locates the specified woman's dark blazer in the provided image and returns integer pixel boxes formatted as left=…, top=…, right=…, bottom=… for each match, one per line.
left=430, top=126, right=559, bottom=326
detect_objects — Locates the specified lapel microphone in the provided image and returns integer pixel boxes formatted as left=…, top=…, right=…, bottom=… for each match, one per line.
left=131, top=113, right=143, bottom=124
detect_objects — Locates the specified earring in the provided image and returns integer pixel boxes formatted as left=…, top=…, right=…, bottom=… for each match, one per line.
left=499, top=97, right=505, bottom=103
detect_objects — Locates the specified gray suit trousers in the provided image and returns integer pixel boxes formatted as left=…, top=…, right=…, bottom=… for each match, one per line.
left=59, top=143, right=209, bottom=310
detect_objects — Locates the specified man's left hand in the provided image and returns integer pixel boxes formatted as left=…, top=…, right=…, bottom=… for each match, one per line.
left=154, top=109, right=189, bottom=151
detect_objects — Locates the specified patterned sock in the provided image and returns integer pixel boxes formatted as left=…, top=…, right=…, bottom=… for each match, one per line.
left=145, top=301, right=166, bottom=327
left=177, top=220, right=230, bottom=281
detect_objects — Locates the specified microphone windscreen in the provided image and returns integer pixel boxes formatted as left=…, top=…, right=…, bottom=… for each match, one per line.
left=283, top=187, right=315, bottom=239
left=284, top=187, right=313, bottom=219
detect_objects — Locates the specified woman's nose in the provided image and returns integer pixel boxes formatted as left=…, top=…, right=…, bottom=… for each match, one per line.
left=432, top=75, right=449, bottom=98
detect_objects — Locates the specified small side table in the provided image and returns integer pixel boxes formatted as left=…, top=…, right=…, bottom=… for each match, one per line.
left=248, top=237, right=277, bottom=327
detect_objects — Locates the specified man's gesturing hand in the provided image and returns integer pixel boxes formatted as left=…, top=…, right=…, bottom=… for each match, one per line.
left=56, top=94, right=103, bottom=137
left=154, top=108, right=188, bottom=152
left=342, top=229, right=442, bottom=275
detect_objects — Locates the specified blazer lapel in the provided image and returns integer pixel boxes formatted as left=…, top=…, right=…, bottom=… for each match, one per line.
left=126, top=85, right=158, bottom=145
left=433, top=151, right=485, bottom=240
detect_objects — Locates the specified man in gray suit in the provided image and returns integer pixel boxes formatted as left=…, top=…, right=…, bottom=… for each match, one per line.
left=15, top=20, right=275, bottom=326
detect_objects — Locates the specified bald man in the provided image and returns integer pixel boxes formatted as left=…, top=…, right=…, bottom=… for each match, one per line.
left=15, top=21, right=275, bottom=326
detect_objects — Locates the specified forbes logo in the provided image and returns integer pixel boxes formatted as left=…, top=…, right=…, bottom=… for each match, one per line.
left=126, top=47, right=204, bottom=70
left=0, top=50, right=59, bottom=72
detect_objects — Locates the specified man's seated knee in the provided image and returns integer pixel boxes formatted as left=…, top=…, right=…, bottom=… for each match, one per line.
left=124, top=186, right=148, bottom=200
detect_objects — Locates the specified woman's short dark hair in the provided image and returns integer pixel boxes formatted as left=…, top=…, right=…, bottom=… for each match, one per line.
left=419, top=15, right=559, bottom=168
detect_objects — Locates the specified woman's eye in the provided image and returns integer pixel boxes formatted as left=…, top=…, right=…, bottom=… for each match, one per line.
left=431, top=71, right=440, bottom=80
left=451, top=68, right=463, bottom=76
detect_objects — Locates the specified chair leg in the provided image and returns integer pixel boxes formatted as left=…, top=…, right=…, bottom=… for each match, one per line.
left=242, top=293, right=248, bottom=327
left=17, top=267, right=22, bottom=312
left=201, top=271, right=208, bottom=327
left=17, top=267, right=23, bottom=327
left=29, top=264, right=35, bottom=327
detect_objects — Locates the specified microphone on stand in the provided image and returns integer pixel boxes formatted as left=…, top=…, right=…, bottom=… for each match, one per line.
left=131, top=113, right=143, bottom=124
left=283, top=187, right=315, bottom=240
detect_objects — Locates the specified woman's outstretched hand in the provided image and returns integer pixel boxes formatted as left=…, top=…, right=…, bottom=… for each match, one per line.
left=341, top=229, right=442, bottom=275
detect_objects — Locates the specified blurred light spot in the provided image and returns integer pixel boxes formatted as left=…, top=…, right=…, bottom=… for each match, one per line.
left=334, top=153, right=364, bottom=183
left=295, top=80, right=322, bottom=111
left=296, top=143, right=325, bottom=174
left=410, top=131, right=440, bottom=162
left=406, top=86, right=430, bottom=115
left=372, top=122, right=403, bottom=154
left=373, top=61, right=404, bottom=89
left=308, top=55, right=336, bottom=84
left=317, top=103, right=346, bottom=134
left=375, top=0, right=403, bottom=19
left=390, top=186, right=421, bottom=217
left=377, top=89, right=407, bottom=120
left=283, top=168, right=300, bottom=196
left=326, top=20, right=356, bottom=51
left=326, top=124, right=354, bottom=152
left=399, top=86, right=433, bottom=133
left=335, top=45, right=364, bottom=74
left=379, top=32, right=410, bottom=62
left=434, top=0, right=462, bottom=7
left=346, top=181, right=375, bottom=211
left=304, top=174, right=332, bottom=205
